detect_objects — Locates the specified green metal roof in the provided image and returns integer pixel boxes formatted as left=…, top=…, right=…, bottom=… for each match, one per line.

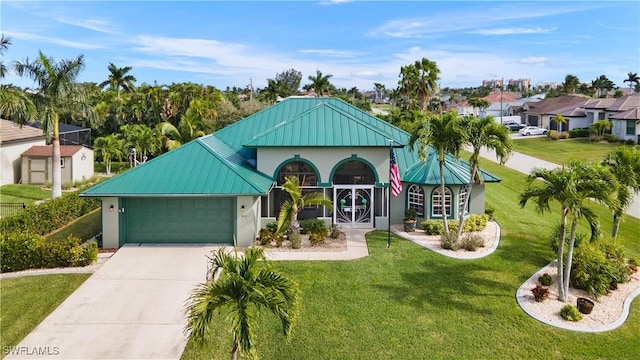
left=403, top=149, right=501, bottom=186
left=245, top=102, right=401, bottom=147
left=81, top=138, right=274, bottom=197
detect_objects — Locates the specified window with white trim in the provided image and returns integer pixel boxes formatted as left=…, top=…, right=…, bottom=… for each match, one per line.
left=407, top=184, right=424, bottom=217
left=431, top=187, right=451, bottom=217
left=626, top=120, right=635, bottom=135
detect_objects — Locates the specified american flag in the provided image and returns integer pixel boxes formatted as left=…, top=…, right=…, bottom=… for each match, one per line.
left=390, top=147, right=402, bottom=197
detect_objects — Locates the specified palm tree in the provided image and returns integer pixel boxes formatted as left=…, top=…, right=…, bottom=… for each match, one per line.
left=120, top=124, right=161, bottom=164
left=14, top=51, right=94, bottom=198
left=590, top=119, right=612, bottom=140
left=562, top=74, right=580, bottom=94
left=551, top=114, right=567, bottom=132
left=409, top=111, right=468, bottom=235
left=519, top=160, right=617, bottom=302
left=99, top=63, right=137, bottom=98
left=602, top=147, right=640, bottom=239
left=457, top=115, right=512, bottom=239
left=277, top=176, right=333, bottom=234
left=306, top=70, right=334, bottom=96
left=398, top=58, right=440, bottom=112
left=94, top=134, right=125, bottom=175
left=0, top=35, right=37, bottom=124
left=623, top=72, right=639, bottom=90
left=591, top=75, right=615, bottom=98
left=185, top=247, right=300, bottom=360
left=468, top=97, right=490, bottom=118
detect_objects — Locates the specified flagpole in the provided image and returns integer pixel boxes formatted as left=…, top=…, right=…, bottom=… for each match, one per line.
left=387, top=139, right=393, bottom=248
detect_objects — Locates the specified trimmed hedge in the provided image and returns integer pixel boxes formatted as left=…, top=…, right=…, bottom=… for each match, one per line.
left=1, top=233, right=98, bottom=273
left=568, top=128, right=591, bottom=138
left=421, top=214, right=489, bottom=235
left=0, top=193, right=100, bottom=236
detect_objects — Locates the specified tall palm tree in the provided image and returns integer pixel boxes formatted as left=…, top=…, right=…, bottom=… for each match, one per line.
left=94, top=134, right=125, bottom=175
left=602, top=147, right=640, bottom=239
left=591, top=75, right=615, bottom=98
left=457, top=115, right=512, bottom=239
left=306, top=70, right=334, bottom=96
left=0, top=34, right=10, bottom=78
left=409, top=111, right=468, bottom=235
left=185, top=247, right=300, bottom=360
left=99, top=62, right=137, bottom=98
left=120, top=124, right=161, bottom=164
left=519, top=160, right=617, bottom=302
left=468, top=97, right=490, bottom=118
left=562, top=74, right=580, bottom=94
left=623, top=72, right=639, bottom=90
left=398, top=58, right=440, bottom=112
left=277, top=176, right=333, bottom=234
left=14, top=51, right=94, bottom=198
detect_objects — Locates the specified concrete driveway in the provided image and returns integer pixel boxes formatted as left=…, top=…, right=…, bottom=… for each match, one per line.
left=7, top=245, right=219, bottom=360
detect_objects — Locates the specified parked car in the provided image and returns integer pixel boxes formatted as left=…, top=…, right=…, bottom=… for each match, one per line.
left=519, top=126, right=548, bottom=136
left=503, top=121, right=526, bottom=131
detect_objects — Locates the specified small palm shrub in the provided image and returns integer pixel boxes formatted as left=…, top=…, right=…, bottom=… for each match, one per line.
left=531, top=285, right=550, bottom=302
left=257, top=228, right=284, bottom=247
left=538, top=273, right=553, bottom=286
left=570, top=240, right=628, bottom=298
left=560, top=304, right=583, bottom=322
left=459, top=234, right=484, bottom=251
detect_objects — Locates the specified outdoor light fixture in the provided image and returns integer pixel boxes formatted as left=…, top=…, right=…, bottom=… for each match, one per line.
left=109, top=205, right=114, bottom=212
left=240, top=205, right=246, bottom=211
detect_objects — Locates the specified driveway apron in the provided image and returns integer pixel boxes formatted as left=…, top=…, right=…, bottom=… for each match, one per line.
left=6, top=245, right=219, bottom=360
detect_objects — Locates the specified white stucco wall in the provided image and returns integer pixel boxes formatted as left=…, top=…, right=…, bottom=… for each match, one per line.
left=256, top=147, right=390, bottom=185
left=611, top=119, right=639, bottom=142
left=0, top=139, right=45, bottom=185
left=236, top=195, right=260, bottom=247
left=70, top=148, right=94, bottom=183
left=101, top=197, right=119, bottom=249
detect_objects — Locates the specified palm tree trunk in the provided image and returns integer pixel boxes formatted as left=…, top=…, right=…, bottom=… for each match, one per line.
left=612, top=214, right=621, bottom=240
left=51, top=116, right=62, bottom=198
left=439, top=159, right=449, bottom=235
left=557, top=211, right=568, bottom=301
left=562, top=220, right=579, bottom=302
left=457, top=184, right=471, bottom=240
left=230, top=334, right=238, bottom=360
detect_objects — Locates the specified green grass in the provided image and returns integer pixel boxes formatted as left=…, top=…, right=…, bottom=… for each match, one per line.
left=512, top=137, right=627, bottom=165
left=0, top=274, right=90, bottom=350
left=0, top=184, right=50, bottom=204
left=46, top=209, right=102, bottom=242
left=181, top=159, right=640, bottom=360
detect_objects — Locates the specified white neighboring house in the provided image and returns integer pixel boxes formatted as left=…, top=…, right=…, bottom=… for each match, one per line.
left=0, top=119, right=46, bottom=185
left=606, top=93, right=640, bottom=143
left=20, top=145, right=94, bottom=185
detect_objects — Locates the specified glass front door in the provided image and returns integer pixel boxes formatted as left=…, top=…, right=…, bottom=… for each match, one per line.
left=333, top=185, right=373, bottom=228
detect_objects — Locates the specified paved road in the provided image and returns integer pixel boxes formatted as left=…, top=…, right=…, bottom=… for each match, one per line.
left=473, top=146, right=640, bottom=219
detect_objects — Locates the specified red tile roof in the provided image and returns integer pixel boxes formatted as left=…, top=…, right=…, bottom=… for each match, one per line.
left=21, top=145, right=85, bottom=157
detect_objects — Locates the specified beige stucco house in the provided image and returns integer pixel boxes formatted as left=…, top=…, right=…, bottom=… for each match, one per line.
left=0, top=119, right=46, bottom=185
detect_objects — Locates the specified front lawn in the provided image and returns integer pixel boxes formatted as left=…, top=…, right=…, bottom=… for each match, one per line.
left=512, top=137, right=626, bottom=164
left=181, top=160, right=639, bottom=359
left=0, top=274, right=90, bottom=350
left=0, top=184, right=50, bottom=204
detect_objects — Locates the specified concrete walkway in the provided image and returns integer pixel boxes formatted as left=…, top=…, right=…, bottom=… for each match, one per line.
left=472, top=146, right=640, bottom=219
left=6, top=245, right=219, bottom=360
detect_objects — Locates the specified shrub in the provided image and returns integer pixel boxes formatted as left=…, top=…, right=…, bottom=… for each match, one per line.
left=548, top=130, right=560, bottom=140
left=1, top=233, right=97, bottom=273
left=289, top=232, right=301, bottom=249
left=531, top=285, right=550, bottom=302
left=257, top=228, right=284, bottom=247
left=421, top=215, right=488, bottom=235
left=559, top=131, right=570, bottom=139
left=440, top=232, right=459, bottom=250
left=570, top=240, right=628, bottom=298
left=484, top=206, right=494, bottom=220
left=560, top=304, right=583, bottom=322
left=604, top=134, right=618, bottom=143
left=300, top=219, right=327, bottom=237
left=266, top=221, right=278, bottom=233
left=0, top=193, right=100, bottom=236
left=625, top=139, right=637, bottom=145
left=62, top=182, right=73, bottom=190
left=538, top=273, right=553, bottom=286
left=309, top=233, right=324, bottom=246
left=329, top=224, right=341, bottom=239
left=459, top=234, right=484, bottom=251
left=568, top=128, right=590, bottom=138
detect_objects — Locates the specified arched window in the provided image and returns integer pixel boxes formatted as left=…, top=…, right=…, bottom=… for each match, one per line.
left=431, top=187, right=451, bottom=217
left=459, top=186, right=469, bottom=215
left=277, top=161, right=317, bottom=186
left=407, top=184, right=424, bottom=217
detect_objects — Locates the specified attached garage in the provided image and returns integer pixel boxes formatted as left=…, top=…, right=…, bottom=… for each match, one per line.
left=121, top=197, right=235, bottom=245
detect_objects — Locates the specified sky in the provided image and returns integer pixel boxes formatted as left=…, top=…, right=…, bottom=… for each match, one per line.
left=2, top=1, right=639, bottom=92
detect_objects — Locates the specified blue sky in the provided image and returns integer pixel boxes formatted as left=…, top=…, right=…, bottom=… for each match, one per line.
left=2, top=1, right=639, bottom=92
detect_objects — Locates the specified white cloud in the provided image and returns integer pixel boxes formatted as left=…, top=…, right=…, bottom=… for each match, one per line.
left=514, top=57, right=550, bottom=66
left=54, top=17, right=119, bottom=34
left=5, top=31, right=104, bottom=50
left=471, top=27, right=555, bottom=35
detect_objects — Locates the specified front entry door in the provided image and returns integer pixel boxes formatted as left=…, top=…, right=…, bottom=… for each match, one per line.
left=333, top=185, right=374, bottom=228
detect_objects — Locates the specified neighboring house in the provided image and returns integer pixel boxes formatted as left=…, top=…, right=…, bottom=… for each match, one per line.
left=20, top=145, right=94, bottom=185
left=522, top=94, right=588, bottom=128
left=28, top=122, right=92, bottom=147
left=81, top=98, right=500, bottom=248
left=0, top=119, right=46, bottom=185
left=606, top=93, right=640, bottom=143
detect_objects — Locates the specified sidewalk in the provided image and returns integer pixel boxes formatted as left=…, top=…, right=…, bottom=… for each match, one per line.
left=472, top=146, right=640, bottom=219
